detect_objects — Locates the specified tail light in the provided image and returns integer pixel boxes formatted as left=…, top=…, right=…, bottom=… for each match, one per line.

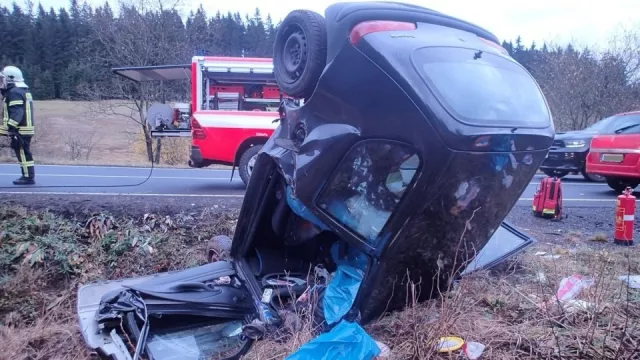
left=191, top=117, right=207, bottom=140
left=349, top=21, right=416, bottom=45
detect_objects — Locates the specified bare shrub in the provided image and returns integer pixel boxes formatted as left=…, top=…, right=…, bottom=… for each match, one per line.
left=64, top=130, right=99, bottom=161
left=161, top=137, right=191, bottom=165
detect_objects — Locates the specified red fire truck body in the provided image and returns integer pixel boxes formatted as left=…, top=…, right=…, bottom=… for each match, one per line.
left=113, top=56, right=288, bottom=185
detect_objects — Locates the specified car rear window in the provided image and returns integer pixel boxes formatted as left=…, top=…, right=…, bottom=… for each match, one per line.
left=599, top=114, right=640, bottom=135
left=413, top=46, right=551, bottom=128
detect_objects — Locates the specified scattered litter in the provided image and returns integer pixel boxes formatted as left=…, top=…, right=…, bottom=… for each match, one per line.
left=563, top=299, right=594, bottom=313
left=556, top=274, right=594, bottom=302
left=537, top=274, right=595, bottom=311
left=261, top=288, right=273, bottom=303
left=286, top=320, right=381, bottom=360
left=436, top=336, right=464, bottom=353
left=323, top=265, right=364, bottom=325
left=375, top=340, right=391, bottom=358
left=535, top=271, right=547, bottom=283
left=462, top=341, right=486, bottom=359
left=534, top=251, right=563, bottom=259
left=618, top=275, right=640, bottom=289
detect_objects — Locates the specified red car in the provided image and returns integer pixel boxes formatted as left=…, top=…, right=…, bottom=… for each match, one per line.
left=586, top=111, right=640, bottom=192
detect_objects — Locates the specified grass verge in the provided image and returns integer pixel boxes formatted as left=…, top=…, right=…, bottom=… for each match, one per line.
left=1, top=206, right=638, bottom=359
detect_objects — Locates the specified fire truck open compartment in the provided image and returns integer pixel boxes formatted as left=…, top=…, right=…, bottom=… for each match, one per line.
left=112, top=59, right=284, bottom=138
left=112, top=63, right=194, bottom=138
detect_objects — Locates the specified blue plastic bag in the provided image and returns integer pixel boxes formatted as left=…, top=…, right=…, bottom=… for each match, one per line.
left=286, top=320, right=381, bottom=360
left=323, top=265, right=364, bottom=325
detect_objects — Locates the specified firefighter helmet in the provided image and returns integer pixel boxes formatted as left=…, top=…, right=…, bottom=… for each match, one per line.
left=0, top=66, right=28, bottom=88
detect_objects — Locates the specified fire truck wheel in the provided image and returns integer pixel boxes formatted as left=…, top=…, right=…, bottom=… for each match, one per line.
left=273, top=9, right=327, bottom=99
left=239, top=145, right=263, bottom=186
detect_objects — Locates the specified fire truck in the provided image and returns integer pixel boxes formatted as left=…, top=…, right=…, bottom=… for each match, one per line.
left=113, top=56, right=291, bottom=185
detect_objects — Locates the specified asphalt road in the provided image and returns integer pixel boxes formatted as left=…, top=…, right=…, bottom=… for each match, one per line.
left=0, top=163, right=624, bottom=206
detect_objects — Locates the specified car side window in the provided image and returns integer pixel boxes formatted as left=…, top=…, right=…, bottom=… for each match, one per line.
left=316, top=141, right=420, bottom=246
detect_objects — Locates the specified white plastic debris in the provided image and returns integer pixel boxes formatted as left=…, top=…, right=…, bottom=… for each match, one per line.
left=618, top=275, right=640, bottom=289
left=563, top=299, right=593, bottom=313
left=538, top=274, right=595, bottom=311
left=556, top=274, right=594, bottom=302
left=375, top=340, right=391, bottom=358
left=462, top=341, right=486, bottom=359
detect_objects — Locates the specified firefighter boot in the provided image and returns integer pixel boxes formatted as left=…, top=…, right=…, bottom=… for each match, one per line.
left=13, top=177, right=34, bottom=185
left=13, top=167, right=35, bottom=185
left=13, top=177, right=35, bottom=185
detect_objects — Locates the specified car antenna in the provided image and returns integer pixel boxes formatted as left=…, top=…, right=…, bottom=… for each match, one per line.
left=474, top=50, right=483, bottom=59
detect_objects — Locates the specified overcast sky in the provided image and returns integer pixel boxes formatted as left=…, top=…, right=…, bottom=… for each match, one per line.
left=3, top=0, right=638, bottom=49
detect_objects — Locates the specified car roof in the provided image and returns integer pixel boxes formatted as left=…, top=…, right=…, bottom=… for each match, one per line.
left=614, top=110, right=640, bottom=117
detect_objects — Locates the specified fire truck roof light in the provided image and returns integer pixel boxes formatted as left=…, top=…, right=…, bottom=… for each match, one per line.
left=349, top=20, right=417, bottom=45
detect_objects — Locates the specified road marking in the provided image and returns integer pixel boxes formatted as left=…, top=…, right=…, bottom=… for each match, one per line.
left=528, top=182, right=606, bottom=186
left=0, top=171, right=606, bottom=186
left=0, top=191, right=244, bottom=197
left=0, top=163, right=232, bottom=172
left=518, top=198, right=611, bottom=202
left=0, top=173, right=232, bottom=180
left=0, top=191, right=615, bottom=202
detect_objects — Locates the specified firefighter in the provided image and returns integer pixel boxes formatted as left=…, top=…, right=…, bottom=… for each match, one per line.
left=0, top=66, right=35, bottom=185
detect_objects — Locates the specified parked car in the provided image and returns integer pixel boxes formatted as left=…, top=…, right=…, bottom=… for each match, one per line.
left=539, top=116, right=620, bottom=182
left=586, top=111, right=640, bottom=192
left=75, top=2, right=553, bottom=359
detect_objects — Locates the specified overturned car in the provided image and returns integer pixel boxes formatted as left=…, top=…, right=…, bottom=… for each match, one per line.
left=77, top=2, right=555, bottom=359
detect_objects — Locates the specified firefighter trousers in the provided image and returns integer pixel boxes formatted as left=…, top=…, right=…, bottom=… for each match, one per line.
left=10, top=134, right=35, bottom=179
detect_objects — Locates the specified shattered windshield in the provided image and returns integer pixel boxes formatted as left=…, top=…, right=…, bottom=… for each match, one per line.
left=317, top=141, right=420, bottom=248
left=414, top=46, right=551, bottom=128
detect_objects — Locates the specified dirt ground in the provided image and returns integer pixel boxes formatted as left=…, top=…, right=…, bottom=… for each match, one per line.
left=0, top=100, right=200, bottom=168
left=0, top=199, right=639, bottom=359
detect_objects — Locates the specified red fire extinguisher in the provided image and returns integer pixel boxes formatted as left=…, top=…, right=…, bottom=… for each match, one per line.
left=615, top=187, right=636, bottom=246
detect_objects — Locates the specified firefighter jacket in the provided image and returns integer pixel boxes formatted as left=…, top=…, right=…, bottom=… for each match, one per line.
left=0, top=86, right=34, bottom=137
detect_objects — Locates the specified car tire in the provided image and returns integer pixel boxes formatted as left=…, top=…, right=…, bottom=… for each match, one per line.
left=273, top=9, right=327, bottom=99
left=239, top=145, right=263, bottom=186
left=581, top=169, right=605, bottom=182
left=542, top=169, right=569, bottom=178
left=606, top=177, right=638, bottom=193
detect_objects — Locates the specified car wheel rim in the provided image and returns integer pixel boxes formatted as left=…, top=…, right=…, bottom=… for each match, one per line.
left=247, top=154, right=257, bottom=177
left=280, top=25, right=307, bottom=83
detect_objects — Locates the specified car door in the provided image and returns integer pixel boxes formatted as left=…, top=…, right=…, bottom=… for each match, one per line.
left=77, top=260, right=256, bottom=360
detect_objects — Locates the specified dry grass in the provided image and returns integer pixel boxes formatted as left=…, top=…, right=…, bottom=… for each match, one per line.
left=0, top=100, right=228, bottom=168
left=249, top=244, right=640, bottom=359
left=1, top=207, right=639, bottom=359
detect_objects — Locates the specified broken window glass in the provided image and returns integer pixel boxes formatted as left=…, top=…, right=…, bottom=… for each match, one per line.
left=317, top=140, right=420, bottom=246
left=145, top=319, right=246, bottom=360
